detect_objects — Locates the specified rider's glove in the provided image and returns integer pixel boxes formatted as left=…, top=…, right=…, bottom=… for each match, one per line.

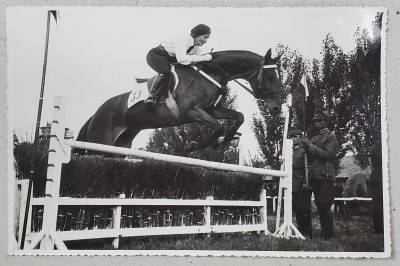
left=201, top=54, right=212, bottom=61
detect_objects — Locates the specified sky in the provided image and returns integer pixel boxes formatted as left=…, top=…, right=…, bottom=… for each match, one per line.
left=7, top=6, right=382, bottom=156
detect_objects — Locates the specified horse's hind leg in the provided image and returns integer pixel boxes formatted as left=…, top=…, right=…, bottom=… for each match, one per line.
left=184, top=106, right=224, bottom=152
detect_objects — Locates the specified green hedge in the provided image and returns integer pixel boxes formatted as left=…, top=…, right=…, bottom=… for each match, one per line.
left=60, top=155, right=264, bottom=200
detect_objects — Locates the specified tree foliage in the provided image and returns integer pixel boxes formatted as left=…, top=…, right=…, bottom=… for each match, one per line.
left=13, top=133, right=49, bottom=197
left=346, top=14, right=382, bottom=168
left=309, top=34, right=352, bottom=161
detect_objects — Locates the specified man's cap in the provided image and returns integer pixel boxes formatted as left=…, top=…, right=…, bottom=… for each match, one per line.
left=232, top=132, right=242, bottom=140
left=288, top=127, right=302, bottom=137
left=313, top=109, right=330, bottom=121
left=191, top=24, right=211, bottom=36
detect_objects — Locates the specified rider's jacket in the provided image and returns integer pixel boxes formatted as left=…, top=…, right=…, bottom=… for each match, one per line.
left=160, top=34, right=207, bottom=65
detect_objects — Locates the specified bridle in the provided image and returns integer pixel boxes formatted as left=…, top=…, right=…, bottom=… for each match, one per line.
left=207, top=58, right=283, bottom=100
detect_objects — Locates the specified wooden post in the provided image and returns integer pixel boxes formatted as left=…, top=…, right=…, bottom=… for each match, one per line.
left=275, top=177, right=283, bottom=232
left=273, top=140, right=304, bottom=239
left=205, top=196, right=213, bottom=236
left=112, top=194, right=125, bottom=249
left=259, top=189, right=268, bottom=235
left=15, top=180, right=32, bottom=247
left=283, top=139, right=293, bottom=237
left=276, top=106, right=290, bottom=232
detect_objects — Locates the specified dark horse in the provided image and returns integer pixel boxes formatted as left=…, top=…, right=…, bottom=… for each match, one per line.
left=75, top=49, right=282, bottom=154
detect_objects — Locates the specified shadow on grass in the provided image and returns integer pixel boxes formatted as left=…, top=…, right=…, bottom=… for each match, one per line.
left=65, top=215, right=384, bottom=252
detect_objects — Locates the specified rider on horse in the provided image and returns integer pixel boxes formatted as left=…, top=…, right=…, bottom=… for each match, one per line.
left=144, top=24, right=213, bottom=109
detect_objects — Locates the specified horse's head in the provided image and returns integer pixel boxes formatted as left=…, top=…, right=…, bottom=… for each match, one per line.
left=206, top=49, right=282, bottom=115
left=246, top=49, right=282, bottom=116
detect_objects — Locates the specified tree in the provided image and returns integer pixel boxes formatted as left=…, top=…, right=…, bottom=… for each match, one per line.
left=347, top=13, right=382, bottom=168
left=310, top=33, right=353, bottom=162
left=13, top=134, right=49, bottom=197
left=252, top=111, right=284, bottom=169
left=302, top=13, right=383, bottom=169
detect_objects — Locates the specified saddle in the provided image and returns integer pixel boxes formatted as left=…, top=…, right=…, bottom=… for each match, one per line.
left=136, top=67, right=179, bottom=101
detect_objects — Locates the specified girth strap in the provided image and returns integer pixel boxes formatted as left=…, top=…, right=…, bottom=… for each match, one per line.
left=192, top=66, right=223, bottom=88
left=191, top=66, right=225, bottom=107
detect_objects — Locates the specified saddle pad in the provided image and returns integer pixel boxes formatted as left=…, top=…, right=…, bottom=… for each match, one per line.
left=127, top=66, right=179, bottom=118
left=127, top=81, right=150, bottom=109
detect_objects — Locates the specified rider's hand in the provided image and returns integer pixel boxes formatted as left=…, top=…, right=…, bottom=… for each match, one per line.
left=202, top=54, right=212, bottom=61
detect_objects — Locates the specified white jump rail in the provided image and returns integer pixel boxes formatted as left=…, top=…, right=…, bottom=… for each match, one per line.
left=17, top=96, right=301, bottom=251
left=65, top=140, right=287, bottom=177
left=25, top=192, right=269, bottom=243
left=334, top=197, right=372, bottom=201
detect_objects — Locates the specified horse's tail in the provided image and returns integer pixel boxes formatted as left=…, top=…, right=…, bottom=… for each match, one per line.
left=72, top=116, right=92, bottom=155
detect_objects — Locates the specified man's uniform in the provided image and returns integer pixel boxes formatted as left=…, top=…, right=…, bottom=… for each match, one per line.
left=306, top=125, right=338, bottom=240
left=223, top=133, right=241, bottom=165
left=290, top=129, right=312, bottom=238
left=223, top=147, right=239, bottom=164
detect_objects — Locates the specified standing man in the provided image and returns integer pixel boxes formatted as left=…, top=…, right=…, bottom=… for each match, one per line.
left=223, top=133, right=241, bottom=164
left=288, top=128, right=312, bottom=239
left=301, top=109, right=338, bottom=241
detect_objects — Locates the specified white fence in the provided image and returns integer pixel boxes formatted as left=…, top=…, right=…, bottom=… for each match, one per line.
left=16, top=96, right=302, bottom=251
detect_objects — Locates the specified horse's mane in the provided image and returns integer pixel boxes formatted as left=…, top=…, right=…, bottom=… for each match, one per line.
left=206, top=50, right=262, bottom=74
left=212, top=50, right=261, bottom=63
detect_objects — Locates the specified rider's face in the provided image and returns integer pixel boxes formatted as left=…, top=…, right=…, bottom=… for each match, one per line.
left=194, top=34, right=210, bottom=46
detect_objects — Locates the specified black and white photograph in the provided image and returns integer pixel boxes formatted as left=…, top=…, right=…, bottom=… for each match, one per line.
left=6, top=6, right=390, bottom=257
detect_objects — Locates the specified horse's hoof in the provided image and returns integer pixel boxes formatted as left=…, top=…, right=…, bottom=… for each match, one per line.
left=184, top=141, right=198, bottom=152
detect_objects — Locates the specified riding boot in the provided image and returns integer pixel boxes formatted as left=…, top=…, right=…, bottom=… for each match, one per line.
left=144, top=74, right=169, bottom=109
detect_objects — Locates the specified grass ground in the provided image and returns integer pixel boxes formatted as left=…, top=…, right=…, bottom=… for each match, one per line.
left=66, top=213, right=385, bottom=252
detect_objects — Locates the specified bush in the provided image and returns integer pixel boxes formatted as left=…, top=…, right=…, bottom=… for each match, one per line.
left=61, top=155, right=264, bottom=200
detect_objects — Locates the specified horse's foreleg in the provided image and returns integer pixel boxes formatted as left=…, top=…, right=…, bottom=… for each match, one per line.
left=114, top=128, right=141, bottom=149
left=210, top=106, right=244, bottom=142
left=184, top=106, right=224, bottom=151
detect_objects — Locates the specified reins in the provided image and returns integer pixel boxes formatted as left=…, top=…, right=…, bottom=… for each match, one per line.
left=205, top=59, right=282, bottom=99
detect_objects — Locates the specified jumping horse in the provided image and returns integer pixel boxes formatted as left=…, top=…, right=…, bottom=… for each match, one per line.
left=75, top=49, right=282, bottom=154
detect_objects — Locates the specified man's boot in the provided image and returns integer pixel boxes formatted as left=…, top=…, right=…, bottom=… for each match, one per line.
left=144, top=74, right=168, bottom=109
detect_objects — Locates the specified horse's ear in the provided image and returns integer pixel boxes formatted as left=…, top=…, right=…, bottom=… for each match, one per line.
left=264, top=49, right=281, bottom=64
left=272, top=52, right=282, bottom=63
left=264, top=49, right=272, bottom=60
